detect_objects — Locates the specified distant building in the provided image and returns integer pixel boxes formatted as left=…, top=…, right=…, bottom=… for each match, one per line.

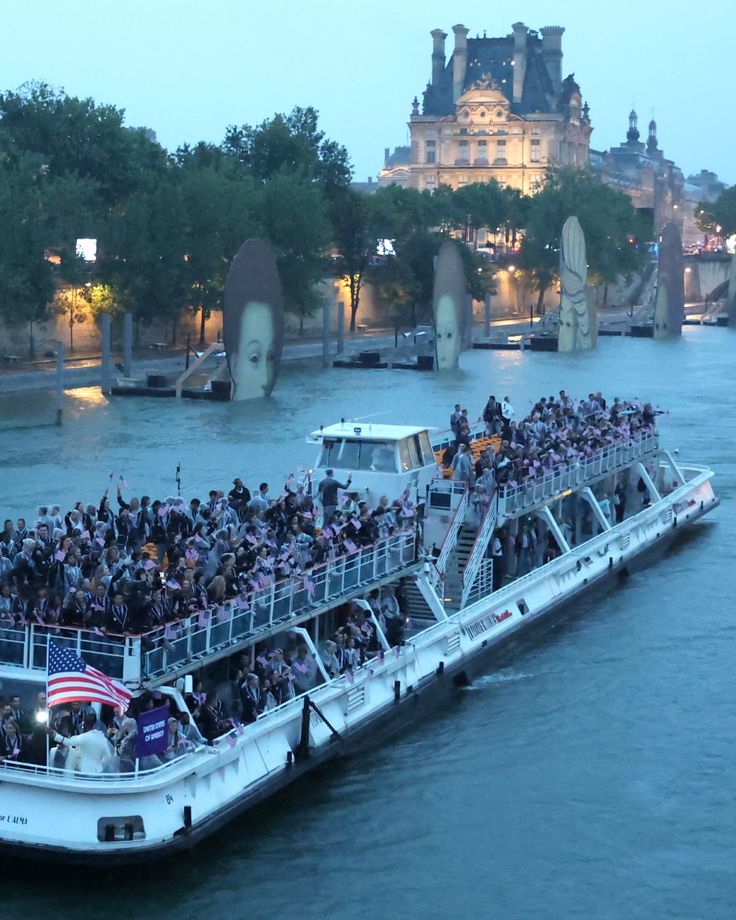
left=589, top=111, right=685, bottom=234
left=378, top=22, right=592, bottom=193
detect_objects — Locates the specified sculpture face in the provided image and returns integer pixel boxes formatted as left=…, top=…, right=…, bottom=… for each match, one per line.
left=558, top=215, right=594, bottom=352
left=233, top=301, right=277, bottom=398
left=435, top=294, right=462, bottom=370
left=433, top=240, right=466, bottom=371
left=223, top=238, right=284, bottom=401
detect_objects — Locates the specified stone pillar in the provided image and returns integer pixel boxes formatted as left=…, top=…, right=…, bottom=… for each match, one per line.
left=322, top=297, right=332, bottom=367
left=336, top=300, right=345, bottom=355
left=512, top=22, right=528, bottom=104
left=431, top=29, right=447, bottom=86
left=484, top=293, right=492, bottom=338
left=55, top=341, right=65, bottom=426
left=100, top=312, right=111, bottom=394
left=540, top=26, right=565, bottom=97
left=452, top=24, right=469, bottom=102
left=123, top=312, right=133, bottom=378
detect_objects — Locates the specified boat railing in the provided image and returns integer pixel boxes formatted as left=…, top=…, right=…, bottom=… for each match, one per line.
left=0, top=742, right=208, bottom=783
left=430, top=423, right=485, bottom=453
left=0, top=646, right=402, bottom=785
left=461, top=492, right=499, bottom=607
left=497, top=433, right=659, bottom=518
left=2, top=530, right=418, bottom=683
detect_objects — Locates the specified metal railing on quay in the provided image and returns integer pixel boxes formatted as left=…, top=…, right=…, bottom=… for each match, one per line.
left=497, top=434, right=658, bottom=518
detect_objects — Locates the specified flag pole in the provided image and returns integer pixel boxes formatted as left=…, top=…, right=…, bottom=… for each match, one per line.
left=45, top=634, right=50, bottom=767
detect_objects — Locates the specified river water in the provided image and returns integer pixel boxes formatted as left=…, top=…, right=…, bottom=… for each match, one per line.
left=2, top=328, right=734, bottom=919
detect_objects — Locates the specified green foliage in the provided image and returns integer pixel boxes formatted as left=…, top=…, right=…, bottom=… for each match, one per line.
left=701, top=186, right=736, bottom=237
left=257, top=169, right=332, bottom=328
left=224, top=106, right=352, bottom=196
left=0, top=148, right=56, bottom=354
left=520, top=167, right=646, bottom=304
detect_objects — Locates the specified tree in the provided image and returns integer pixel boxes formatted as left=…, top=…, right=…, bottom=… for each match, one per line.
left=177, top=155, right=261, bottom=343
left=99, top=174, right=189, bottom=344
left=256, top=169, right=332, bottom=331
left=0, top=82, right=168, bottom=209
left=520, top=167, right=646, bottom=311
left=701, top=186, right=736, bottom=238
left=224, top=106, right=352, bottom=196
left=329, top=187, right=384, bottom=331
left=0, top=148, right=56, bottom=356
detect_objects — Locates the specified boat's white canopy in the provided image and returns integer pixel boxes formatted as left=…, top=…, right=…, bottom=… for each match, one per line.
left=309, top=422, right=437, bottom=443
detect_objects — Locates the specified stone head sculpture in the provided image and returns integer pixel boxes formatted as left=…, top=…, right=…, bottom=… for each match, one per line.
left=223, top=238, right=284, bottom=399
left=653, top=222, right=684, bottom=339
left=558, top=215, right=595, bottom=351
left=433, top=240, right=466, bottom=371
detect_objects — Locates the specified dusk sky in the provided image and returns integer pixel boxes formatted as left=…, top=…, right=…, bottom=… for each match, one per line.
left=5, top=1, right=733, bottom=185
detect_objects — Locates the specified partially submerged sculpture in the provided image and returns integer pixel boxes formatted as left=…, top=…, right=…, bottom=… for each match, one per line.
left=652, top=222, right=684, bottom=338
left=223, top=239, right=284, bottom=400
left=433, top=240, right=466, bottom=370
left=558, top=216, right=595, bottom=351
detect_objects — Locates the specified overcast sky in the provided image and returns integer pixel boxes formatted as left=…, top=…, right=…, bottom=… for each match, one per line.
left=4, top=0, right=732, bottom=185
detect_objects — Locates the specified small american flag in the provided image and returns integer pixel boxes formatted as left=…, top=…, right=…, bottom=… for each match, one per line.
left=225, top=730, right=238, bottom=749
left=344, top=538, right=358, bottom=553
left=47, top=640, right=132, bottom=713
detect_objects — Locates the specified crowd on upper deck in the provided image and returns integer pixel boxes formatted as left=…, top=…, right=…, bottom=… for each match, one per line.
left=0, top=469, right=417, bottom=638
left=443, top=390, right=659, bottom=495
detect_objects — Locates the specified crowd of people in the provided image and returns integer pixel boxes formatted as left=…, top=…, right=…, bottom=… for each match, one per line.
left=0, top=470, right=417, bottom=639
left=0, top=578, right=409, bottom=768
left=444, top=390, right=658, bottom=496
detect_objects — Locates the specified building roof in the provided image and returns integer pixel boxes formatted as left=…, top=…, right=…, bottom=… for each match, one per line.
left=423, top=32, right=556, bottom=116
left=310, top=423, right=435, bottom=442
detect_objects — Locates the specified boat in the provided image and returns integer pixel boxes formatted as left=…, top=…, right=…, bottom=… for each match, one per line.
left=0, top=413, right=719, bottom=863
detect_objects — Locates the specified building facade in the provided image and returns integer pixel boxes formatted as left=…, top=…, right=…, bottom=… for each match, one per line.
left=378, top=22, right=592, bottom=193
left=589, top=111, right=685, bottom=235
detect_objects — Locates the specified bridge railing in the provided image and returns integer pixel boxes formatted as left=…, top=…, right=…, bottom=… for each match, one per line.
left=497, top=434, right=659, bottom=519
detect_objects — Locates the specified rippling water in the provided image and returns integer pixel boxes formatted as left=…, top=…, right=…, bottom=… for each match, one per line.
left=2, top=328, right=735, bottom=919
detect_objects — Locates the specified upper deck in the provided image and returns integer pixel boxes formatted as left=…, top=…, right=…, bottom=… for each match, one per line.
left=0, top=431, right=661, bottom=690
left=0, top=531, right=417, bottom=689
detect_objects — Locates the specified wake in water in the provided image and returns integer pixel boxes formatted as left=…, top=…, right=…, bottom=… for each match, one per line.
left=464, top=669, right=534, bottom=690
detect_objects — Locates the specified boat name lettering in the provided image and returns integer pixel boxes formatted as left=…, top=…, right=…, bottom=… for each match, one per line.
left=0, top=815, right=27, bottom=825
left=465, top=609, right=513, bottom=640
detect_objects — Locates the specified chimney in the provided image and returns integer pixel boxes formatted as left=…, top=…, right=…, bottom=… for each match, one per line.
left=540, top=26, right=565, bottom=96
left=452, top=24, right=469, bottom=102
left=431, top=29, right=447, bottom=86
left=511, top=22, right=528, bottom=104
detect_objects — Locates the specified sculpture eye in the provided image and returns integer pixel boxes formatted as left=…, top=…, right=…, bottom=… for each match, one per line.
left=249, top=354, right=260, bottom=364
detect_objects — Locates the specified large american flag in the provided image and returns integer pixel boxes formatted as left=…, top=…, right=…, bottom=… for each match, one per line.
left=47, top=640, right=132, bottom=713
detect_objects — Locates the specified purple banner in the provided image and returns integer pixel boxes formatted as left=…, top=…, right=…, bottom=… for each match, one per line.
left=136, top=705, right=168, bottom=757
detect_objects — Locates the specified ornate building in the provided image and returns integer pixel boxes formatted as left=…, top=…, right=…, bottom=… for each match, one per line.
left=378, top=22, right=592, bottom=193
left=589, top=111, right=685, bottom=234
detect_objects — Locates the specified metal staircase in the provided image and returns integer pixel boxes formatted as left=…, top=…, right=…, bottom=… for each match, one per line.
left=442, top=524, right=478, bottom=610
left=404, top=581, right=437, bottom=626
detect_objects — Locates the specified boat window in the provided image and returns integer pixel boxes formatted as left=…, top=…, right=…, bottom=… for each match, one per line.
left=398, top=439, right=412, bottom=472
left=317, top=439, right=398, bottom=472
left=406, top=436, right=421, bottom=470
left=418, top=431, right=435, bottom=465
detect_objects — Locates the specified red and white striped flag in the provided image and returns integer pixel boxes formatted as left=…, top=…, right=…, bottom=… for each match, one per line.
left=47, top=640, right=132, bottom=713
